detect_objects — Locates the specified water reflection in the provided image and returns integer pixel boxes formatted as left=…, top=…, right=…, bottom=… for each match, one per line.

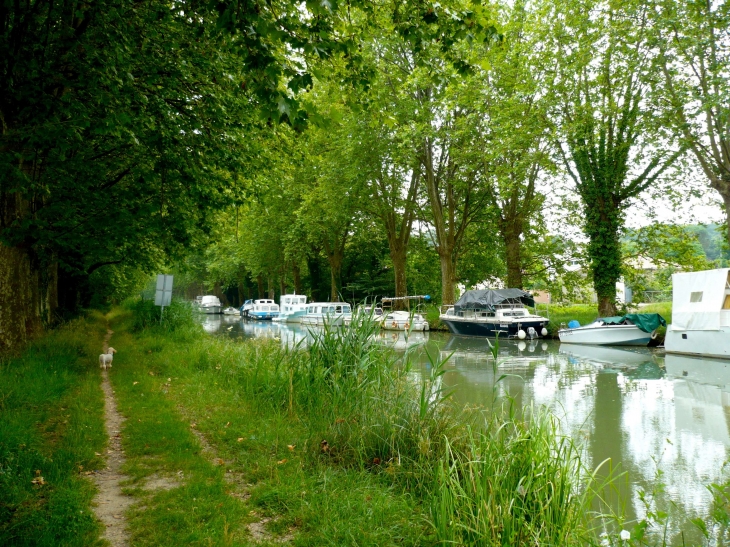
left=200, top=317, right=730, bottom=545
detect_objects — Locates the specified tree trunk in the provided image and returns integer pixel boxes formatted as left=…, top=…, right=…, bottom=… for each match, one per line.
left=439, top=251, right=456, bottom=306
left=256, top=275, right=264, bottom=299
left=292, top=263, right=302, bottom=294
left=585, top=206, right=620, bottom=317
left=390, top=243, right=408, bottom=309
left=0, top=190, right=53, bottom=351
left=329, top=257, right=342, bottom=302
left=267, top=277, right=275, bottom=300
left=721, top=188, right=730, bottom=246
left=307, top=256, right=322, bottom=302
left=503, top=226, right=524, bottom=289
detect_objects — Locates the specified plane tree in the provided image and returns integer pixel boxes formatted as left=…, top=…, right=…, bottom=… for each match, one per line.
left=547, top=0, right=681, bottom=316
left=459, top=1, right=554, bottom=289
left=651, top=0, right=730, bottom=244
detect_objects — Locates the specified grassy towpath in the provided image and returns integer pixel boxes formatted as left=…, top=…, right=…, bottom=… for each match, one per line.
left=105, top=307, right=427, bottom=546
left=0, top=314, right=108, bottom=546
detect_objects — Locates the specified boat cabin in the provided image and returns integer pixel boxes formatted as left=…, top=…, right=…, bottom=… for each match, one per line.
left=280, top=294, right=307, bottom=313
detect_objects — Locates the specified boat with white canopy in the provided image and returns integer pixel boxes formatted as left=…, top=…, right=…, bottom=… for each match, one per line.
left=665, top=268, right=730, bottom=358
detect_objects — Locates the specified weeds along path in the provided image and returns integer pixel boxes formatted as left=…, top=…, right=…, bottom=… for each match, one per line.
left=92, top=329, right=134, bottom=547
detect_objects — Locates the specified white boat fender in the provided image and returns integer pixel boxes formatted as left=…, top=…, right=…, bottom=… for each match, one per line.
left=517, top=329, right=526, bottom=340
left=541, top=328, right=548, bottom=337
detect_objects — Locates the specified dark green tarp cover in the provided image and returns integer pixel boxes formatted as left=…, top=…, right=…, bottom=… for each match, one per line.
left=600, top=313, right=667, bottom=333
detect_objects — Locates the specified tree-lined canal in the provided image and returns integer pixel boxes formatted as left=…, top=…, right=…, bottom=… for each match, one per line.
left=202, top=315, right=730, bottom=545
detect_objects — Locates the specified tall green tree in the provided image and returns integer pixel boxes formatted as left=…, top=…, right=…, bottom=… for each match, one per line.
left=548, top=0, right=681, bottom=315
left=652, top=0, right=730, bottom=244
left=462, top=1, right=553, bottom=289
left=0, top=0, right=361, bottom=349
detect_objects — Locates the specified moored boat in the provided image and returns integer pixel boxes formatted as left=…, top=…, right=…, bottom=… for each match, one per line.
left=272, top=294, right=308, bottom=323
left=223, top=307, right=239, bottom=315
left=245, top=299, right=280, bottom=321
left=301, top=302, right=352, bottom=327
left=199, top=295, right=222, bottom=314
left=344, top=304, right=383, bottom=327
left=558, top=314, right=666, bottom=346
left=440, top=289, right=548, bottom=338
left=665, top=268, right=730, bottom=359
left=380, top=310, right=429, bottom=331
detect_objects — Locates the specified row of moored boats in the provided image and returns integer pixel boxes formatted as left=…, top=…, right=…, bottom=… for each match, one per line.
left=194, top=294, right=430, bottom=331
left=193, top=267, right=730, bottom=359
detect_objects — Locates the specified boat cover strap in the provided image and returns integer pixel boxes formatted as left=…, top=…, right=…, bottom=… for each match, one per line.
left=601, top=313, right=667, bottom=333
left=454, top=289, right=536, bottom=311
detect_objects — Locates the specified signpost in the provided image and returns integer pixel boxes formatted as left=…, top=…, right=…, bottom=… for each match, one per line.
left=155, top=274, right=174, bottom=323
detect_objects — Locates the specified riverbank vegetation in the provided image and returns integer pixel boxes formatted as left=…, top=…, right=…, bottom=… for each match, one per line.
left=5, top=307, right=728, bottom=545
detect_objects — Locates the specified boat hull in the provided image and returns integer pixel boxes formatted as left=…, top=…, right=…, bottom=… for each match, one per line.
left=273, top=310, right=306, bottom=323
left=301, top=315, right=348, bottom=327
left=558, top=324, right=650, bottom=346
left=200, top=306, right=222, bottom=314
left=248, top=311, right=279, bottom=321
left=665, top=326, right=730, bottom=359
left=441, top=318, right=545, bottom=338
left=381, top=319, right=429, bottom=331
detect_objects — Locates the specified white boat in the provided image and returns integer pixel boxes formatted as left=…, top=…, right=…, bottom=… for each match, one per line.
left=558, top=314, right=665, bottom=346
left=245, top=299, right=280, bottom=321
left=380, top=310, right=430, bottom=331
left=199, top=295, right=222, bottom=314
left=665, top=268, right=730, bottom=359
left=344, top=305, right=383, bottom=327
left=272, top=294, right=308, bottom=323
left=223, top=307, right=239, bottom=315
left=301, top=302, right=352, bottom=327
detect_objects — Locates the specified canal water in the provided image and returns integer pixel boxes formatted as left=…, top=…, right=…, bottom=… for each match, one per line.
left=201, top=314, right=730, bottom=545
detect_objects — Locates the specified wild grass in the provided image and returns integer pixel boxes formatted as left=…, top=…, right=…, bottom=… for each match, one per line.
left=0, top=314, right=107, bottom=546
left=115, top=302, right=633, bottom=546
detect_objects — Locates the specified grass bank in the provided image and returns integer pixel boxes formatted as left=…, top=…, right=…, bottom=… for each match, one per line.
left=0, top=314, right=108, bottom=546
left=104, top=300, right=623, bottom=546
left=4, top=300, right=725, bottom=546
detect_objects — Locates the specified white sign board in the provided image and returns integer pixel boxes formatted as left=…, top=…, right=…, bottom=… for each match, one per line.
left=154, top=275, right=174, bottom=307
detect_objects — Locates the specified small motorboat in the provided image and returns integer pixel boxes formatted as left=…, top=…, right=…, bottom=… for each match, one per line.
left=198, top=295, right=222, bottom=314
left=380, top=310, right=429, bottom=331
left=558, top=314, right=666, bottom=346
left=223, top=307, right=239, bottom=315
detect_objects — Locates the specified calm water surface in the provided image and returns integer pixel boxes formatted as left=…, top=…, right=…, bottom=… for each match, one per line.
left=201, top=314, right=730, bottom=545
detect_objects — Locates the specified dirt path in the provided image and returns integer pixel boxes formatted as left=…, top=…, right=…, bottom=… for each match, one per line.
left=92, top=329, right=134, bottom=547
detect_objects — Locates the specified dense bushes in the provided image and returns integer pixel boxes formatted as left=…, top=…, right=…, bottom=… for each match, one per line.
left=125, top=298, right=198, bottom=334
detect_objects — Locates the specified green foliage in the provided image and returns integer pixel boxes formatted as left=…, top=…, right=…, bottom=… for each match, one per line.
left=550, top=0, right=682, bottom=313
left=126, top=298, right=198, bottom=334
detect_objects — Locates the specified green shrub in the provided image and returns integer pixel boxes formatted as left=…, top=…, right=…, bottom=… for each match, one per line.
left=126, top=298, right=197, bottom=334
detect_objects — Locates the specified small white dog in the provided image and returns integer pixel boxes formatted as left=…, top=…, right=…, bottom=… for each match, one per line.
left=99, top=348, right=117, bottom=370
